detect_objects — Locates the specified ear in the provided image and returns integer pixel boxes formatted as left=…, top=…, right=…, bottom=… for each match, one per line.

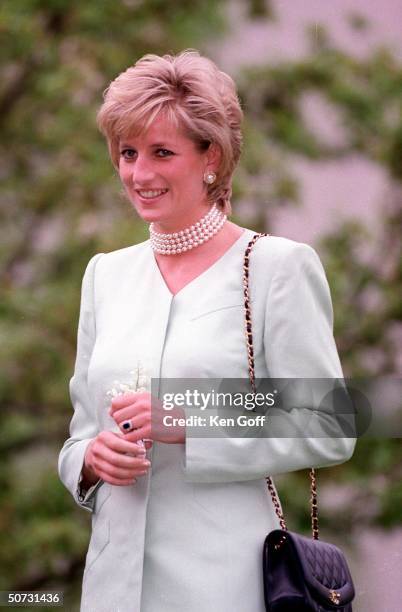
left=205, top=142, right=222, bottom=172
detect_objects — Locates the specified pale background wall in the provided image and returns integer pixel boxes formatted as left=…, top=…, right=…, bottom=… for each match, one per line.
left=209, top=0, right=402, bottom=245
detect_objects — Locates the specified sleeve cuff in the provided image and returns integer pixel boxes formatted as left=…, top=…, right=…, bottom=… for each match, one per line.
left=76, top=472, right=104, bottom=512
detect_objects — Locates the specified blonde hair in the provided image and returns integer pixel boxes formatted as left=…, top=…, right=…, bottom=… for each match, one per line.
left=96, top=49, right=243, bottom=215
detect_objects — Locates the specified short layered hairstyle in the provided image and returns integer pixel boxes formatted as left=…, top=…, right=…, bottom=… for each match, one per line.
left=96, top=49, right=244, bottom=214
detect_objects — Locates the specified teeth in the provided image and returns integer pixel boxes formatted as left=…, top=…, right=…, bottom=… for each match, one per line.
left=138, top=189, right=167, bottom=198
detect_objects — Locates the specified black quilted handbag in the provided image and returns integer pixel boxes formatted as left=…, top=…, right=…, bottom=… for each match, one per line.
left=263, top=528, right=354, bottom=611
left=243, top=234, right=356, bottom=612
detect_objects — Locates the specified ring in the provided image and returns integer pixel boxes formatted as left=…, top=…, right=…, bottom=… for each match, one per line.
left=121, top=419, right=135, bottom=433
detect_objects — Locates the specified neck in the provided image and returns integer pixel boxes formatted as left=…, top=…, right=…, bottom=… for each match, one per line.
left=149, top=203, right=227, bottom=255
left=152, top=204, right=212, bottom=235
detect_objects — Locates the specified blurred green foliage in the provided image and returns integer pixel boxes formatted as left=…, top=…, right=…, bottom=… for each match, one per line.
left=0, top=0, right=401, bottom=606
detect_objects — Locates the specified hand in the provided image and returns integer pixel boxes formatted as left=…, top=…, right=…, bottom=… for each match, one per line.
left=109, top=391, right=186, bottom=444
left=83, top=430, right=151, bottom=486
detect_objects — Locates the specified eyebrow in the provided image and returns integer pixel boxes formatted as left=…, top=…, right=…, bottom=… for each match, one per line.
left=119, top=142, right=174, bottom=148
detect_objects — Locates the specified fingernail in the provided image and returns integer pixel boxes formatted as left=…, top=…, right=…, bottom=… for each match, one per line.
left=144, top=461, right=151, bottom=467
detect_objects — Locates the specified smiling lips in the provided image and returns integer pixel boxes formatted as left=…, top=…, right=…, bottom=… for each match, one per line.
left=136, top=188, right=168, bottom=199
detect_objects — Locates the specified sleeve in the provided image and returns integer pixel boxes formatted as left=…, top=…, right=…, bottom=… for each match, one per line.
left=58, top=252, right=104, bottom=512
left=182, top=242, right=356, bottom=483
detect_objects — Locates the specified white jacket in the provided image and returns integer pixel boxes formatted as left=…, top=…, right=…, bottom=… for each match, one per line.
left=58, top=228, right=355, bottom=612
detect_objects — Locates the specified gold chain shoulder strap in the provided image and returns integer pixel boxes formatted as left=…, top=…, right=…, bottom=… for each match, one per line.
left=242, top=233, right=319, bottom=539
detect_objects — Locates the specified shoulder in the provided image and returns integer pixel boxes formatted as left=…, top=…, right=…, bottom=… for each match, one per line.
left=80, top=241, right=152, bottom=295
left=247, top=233, right=322, bottom=274
left=240, top=233, right=334, bottom=327
left=98, top=239, right=149, bottom=265
left=89, top=240, right=151, bottom=276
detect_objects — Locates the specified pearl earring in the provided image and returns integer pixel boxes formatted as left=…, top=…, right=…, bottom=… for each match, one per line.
left=203, top=171, right=216, bottom=185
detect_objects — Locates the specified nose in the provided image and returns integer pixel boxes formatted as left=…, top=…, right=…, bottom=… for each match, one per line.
left=131, top=155, right=156, bottom=187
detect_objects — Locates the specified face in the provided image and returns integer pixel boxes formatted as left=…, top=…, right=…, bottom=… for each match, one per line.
left=118, top=114, right=217, bottom=232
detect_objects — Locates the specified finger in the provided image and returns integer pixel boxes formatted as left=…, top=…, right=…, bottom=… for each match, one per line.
left=116, top=414, right=145, bottom=434
left=95, top=447, right=150, bottom=470
left=99, top=464, right=150, bottom=480
left=144, top=440, right=153, bottom=449
left=111, top=403, right=149, bottom=425
left=94, top=440, right=149, bottom=464
left=101, top=475, right=137, bottom=486
left=109, top=392, right=140, bottom=415
left=95, top=460, right=149, bottom=481
left=102, top=433, right=147, bottom=455
left=113, top=437, right=147, bottom=457
left=122, top=427, right=151, bottom=443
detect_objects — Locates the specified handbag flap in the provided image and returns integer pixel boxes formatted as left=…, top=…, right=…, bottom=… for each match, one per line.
left=267, top=530, right=355, bottom=607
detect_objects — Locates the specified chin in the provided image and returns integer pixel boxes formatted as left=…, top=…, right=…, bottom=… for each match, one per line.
left=131, top=206, right=166, bottom=225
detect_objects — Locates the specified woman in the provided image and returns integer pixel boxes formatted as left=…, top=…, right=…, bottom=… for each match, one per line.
left=58, top=50, right=355, bottom=612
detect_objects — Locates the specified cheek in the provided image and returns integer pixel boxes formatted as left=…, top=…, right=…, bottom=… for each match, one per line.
left=118, top=164, right=131, bottom=185
left=181, top=169, right=204, bottom=196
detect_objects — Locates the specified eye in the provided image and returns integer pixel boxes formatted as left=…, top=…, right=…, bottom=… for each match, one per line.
left=119, top=148, right=173, bottom=160
left=155, top=148, right=174, bottom=158
left=120, top=149, right=136, bottom=160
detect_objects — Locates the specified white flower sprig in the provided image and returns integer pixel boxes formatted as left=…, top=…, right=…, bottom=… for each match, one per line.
left=105, top=361, right=151, bottom=447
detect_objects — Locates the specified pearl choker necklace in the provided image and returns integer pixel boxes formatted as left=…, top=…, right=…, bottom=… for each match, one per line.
left=149, top=203, right=227, bottom=255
